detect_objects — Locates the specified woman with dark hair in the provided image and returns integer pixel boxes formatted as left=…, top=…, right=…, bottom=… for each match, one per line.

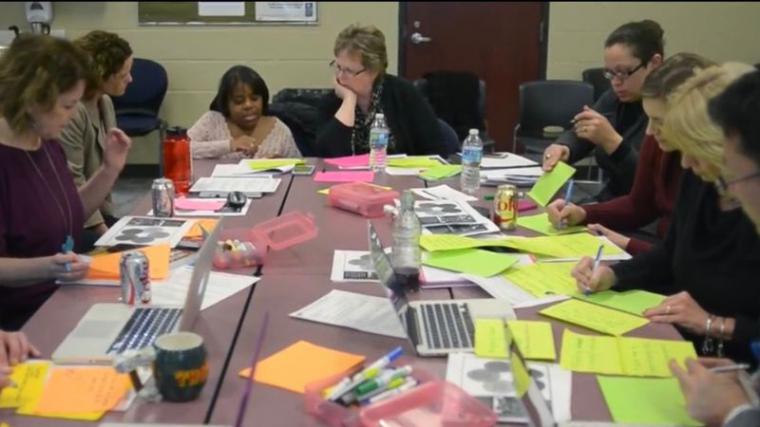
left=60, top=30, right=133, bottom=241
left=543, top=19, right=665, bottom=201
left=189, top=65, right=300, bottom=159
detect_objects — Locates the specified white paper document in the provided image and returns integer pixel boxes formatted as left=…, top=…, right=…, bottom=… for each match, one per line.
left=412, top=184, right=478, bottom=203
left=211, top=164, right=287, bottom=177
left=290, top=289, right=406, bottom=338
left=255, top=1, right=317, bottom=21
left=481, top=154, right=538, bottom=169
left=151, top=266, right=258, bottom=311
left=190, top=176, right=280, bottom=195
left=460, top=274, right=537, bottom=305
left=94, top=216, right=194, bottom=248
left=330, top=250, right=378, bottom=282
left=415, top=199, right=500, bottom=236
left=198, top=2, right=245, bottom=16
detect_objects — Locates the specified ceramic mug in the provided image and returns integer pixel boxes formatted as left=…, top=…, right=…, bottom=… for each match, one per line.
left=152, top=331, right=208, bottom=402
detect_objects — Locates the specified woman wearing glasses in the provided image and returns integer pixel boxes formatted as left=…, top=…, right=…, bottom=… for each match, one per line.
left=543, top=20, right=664, bottom=201
left=315, top=24, right=447, bottom=158
left=572, top=63, right=760, bottom=365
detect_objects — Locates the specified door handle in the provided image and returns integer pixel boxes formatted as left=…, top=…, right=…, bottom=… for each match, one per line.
left=410, top=32, right=432, bottom=45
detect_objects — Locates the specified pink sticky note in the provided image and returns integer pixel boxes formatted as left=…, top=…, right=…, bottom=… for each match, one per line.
left=314, top=171, right=375, bottom=183
left=324, top=154, right=370, bottom=168
left=518, top=199, right=538, bottom=212
left=175, top=198, right=227, bottom=211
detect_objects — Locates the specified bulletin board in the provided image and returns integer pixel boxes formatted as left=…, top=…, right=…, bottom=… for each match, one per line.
left=138, top=2, right=318, bottom=26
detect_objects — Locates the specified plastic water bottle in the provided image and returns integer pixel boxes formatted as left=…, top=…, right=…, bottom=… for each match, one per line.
left=369, top=113, right=390, bottom=172
left=392, top=190, right=421, bottom=291
left=460, top=128, right=483, bottom=194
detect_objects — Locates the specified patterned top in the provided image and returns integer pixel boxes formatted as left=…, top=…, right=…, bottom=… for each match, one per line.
left=189, top=111, right=301, bottom=160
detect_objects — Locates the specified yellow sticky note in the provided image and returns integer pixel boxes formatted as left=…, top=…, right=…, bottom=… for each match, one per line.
left=387, top=156, right=443, bottom=168
left=510, top=349, right=532, bottom=397
left=424, top=249, right=518, bottom=277
left=419, top=234, right=512, bottom=252
left=18, top=366, right=131, bottom=420
left=419, top=165, right=462, bottom=180
left=0, top=361, right=50, bottom=409
left=516, top=213, right=586, bottom=236
left=474, top=318, right=509, bottom=358
left=247, top=158, right=304, bottom=170
left=242, top=340, right=365, bottom=394
left=559, top=330, right=697, bottom=377
left=540, top=299, right=649, bottom=336
left=502, top=233, right=624, bottom=259
left=507, top=321, right=556, bottom=361
left=503, top=262, right=578, bottom=297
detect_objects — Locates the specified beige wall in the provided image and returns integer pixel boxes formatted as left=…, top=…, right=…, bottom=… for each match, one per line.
left=548, top=1, right=760, bottom=79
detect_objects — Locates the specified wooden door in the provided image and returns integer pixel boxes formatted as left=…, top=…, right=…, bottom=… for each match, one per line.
left=400, top=2, right=547, bottom=152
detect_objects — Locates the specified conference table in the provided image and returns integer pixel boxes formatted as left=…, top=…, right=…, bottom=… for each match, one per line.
left=2, top=158, right=684, bottom=426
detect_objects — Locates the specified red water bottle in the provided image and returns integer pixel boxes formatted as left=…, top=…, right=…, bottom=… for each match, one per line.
left=163, top=126, right=192, bottom=195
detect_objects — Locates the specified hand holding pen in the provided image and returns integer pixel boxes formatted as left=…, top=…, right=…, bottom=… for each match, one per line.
left=571, top=244, right=615, bottom=295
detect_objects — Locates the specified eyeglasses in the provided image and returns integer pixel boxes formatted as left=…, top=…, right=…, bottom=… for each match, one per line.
left=715, top=171, right=760, bottom=194
left=603, top=62, right=645, bottom=81
left=329, top=60, right=366, bottom=77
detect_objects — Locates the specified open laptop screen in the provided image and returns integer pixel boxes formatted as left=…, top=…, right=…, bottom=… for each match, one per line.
left=368, top=222, right=409, bottom=313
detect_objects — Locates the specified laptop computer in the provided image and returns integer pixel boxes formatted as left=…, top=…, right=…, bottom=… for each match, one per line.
left=52, top=218, right=224, bottom=365
left=368, top=222, right=515, bottom=357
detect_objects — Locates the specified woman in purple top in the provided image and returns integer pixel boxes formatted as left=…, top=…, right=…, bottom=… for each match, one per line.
left=0, top=34, right=132, bottom=330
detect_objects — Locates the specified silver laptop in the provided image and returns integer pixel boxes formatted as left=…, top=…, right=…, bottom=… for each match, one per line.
left=52, top=218, right=224, bottom=365
left=368, top=222, right=514, bottom=357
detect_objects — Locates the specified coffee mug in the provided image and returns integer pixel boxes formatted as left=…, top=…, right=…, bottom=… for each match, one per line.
left=152, top=331, right=208, bottom=402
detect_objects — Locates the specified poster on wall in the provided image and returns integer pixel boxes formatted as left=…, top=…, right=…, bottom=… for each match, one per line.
left=255, top=2, right=317, bottom=22
left=198, top=2, right=246, bottom=16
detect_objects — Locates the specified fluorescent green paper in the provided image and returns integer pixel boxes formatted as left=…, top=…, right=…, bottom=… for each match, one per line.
left=540, top=299, right=649, bottom=336
left=503, top=262, right=579, bottom=297
left=419, top=235, right=511, bottom=252
left=516, top=213, right=586, bottom=236
left=511, top=349, right=532, bottom=397
left=387, top=156, right=443, bottom=168
left=598, top=376, right=701, bottom=426
left=559, top=330, right=697, bottom=377
left=527, top=161, right=576, bottom=206
left=247, top=158, right=304, bottom=170
left=578, top=290, right=666, bottom=316
left=419, top=165, right=462, bottom=180
left=423, top=249, right=518, bottom=277
left=507, top=320, right=556, bottom=361
left=474, top=318, right=509, bottom=358
left=501, top=233, right=624, bottom=259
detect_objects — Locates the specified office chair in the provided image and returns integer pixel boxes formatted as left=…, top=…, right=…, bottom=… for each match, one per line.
left=437, top=118, right=461, bottom=157
left=582, top=67, right=612, bottom=102
left=111, top=58, right=169, bottom=176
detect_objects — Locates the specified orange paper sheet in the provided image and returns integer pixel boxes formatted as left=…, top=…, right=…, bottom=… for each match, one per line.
left=185, top=218, right=219, bottom=239
left=86, top=244, right=170, bottom=280
left=30, top=367, right=131, bottom=414
left=240, top=340, right=365, bottom=394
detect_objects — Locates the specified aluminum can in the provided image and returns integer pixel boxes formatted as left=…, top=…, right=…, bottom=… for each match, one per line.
left=119, top=251, right=151, bottom=305
left=152, top=178, right=175, bottom=217
left=493, top=184, right=518, bottom=231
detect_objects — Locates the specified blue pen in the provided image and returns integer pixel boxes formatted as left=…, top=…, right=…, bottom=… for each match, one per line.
left=327, top=346, right=404, bottom=401
left=61, top=235, right=74, bottom=272
left=559, top=180, right=574, bottom=229
left=584, top=243, right=605, bottom=295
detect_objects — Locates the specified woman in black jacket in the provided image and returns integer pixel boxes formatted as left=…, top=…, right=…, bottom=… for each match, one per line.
left=543, top=20, right=665, bottom=201
left=315, top=24, right=446, bottom=158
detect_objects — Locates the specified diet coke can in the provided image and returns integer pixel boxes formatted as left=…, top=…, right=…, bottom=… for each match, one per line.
left=152, top=178, right=175, bottom=217
left=119, top=251, right=152, bottom=305
left=493, top=184, right=518, bottom=231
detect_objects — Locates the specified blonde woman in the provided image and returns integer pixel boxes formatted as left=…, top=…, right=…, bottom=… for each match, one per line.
left=571, top=63, right=760, bottom=364
left=316, top=24, right=446, bottom=157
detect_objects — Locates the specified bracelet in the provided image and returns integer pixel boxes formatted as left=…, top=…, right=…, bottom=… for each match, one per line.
left=717, top=317, right=726, bottom=357
left=702, top=315, right=715, bottom=355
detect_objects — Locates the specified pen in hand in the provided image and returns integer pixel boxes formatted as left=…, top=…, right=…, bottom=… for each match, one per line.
left=709, top=363, right=750, bottom=373
left=560, top=180, right=574, bottom=229
left=61, top=235, right=74, bottom=272
left=584, top=243, right=604, bottom=296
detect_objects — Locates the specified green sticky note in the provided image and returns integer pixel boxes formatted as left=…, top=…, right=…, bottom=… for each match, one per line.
left=578, top=290, right=666, bottom=316
left=387, top=156, right=443, bottom=168
left=527, top=161, right=576, bottom=206
left=507, top=320, right=556, bottom=361
left=419, top=165, right=462, bottom=180
left=598, top=376, right=701, bottom=426
left=516, top=213, right=586, bottom=236
left=503, top=262, right=578, bottom=297
left=540, top=299, right=649, bottom=336
left=474, top=318, right=508, bottom=358
left=501, top=233, right=624, bottom=259
left=424, top=249, right=518, bottom=277
left=419, top=235, right=504, bottom=252
left=247, top=158, right=304, bottom=170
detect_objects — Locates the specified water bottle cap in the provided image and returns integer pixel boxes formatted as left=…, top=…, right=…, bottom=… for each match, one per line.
left=469, top=128, right=479, bottom=135
left=375, top=113, right=385, bottom=118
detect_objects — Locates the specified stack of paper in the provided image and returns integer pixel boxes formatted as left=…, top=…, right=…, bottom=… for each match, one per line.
left=190, top=176, right=281, bottom=195
left=539, top=299, right=649, bottom=335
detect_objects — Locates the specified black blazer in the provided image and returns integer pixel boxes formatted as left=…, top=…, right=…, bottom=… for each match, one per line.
left=315, top=74, right=446, bottom=157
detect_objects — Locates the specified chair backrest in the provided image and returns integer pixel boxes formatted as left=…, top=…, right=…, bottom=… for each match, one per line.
left=414, top=71, right=486, bottom=141
left=111, top=58, right=168, bottom=116
left=581, top=67, right=611, bottom=102
left=271, top=88, right=333, bottom=109
left=437, top=118, right=461, bottom=155
left=518, top=80, right=594, bottom=132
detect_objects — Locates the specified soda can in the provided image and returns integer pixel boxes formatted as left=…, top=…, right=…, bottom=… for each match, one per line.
left=152, top=178, right=175, bottom=217
left=119, top=251, right=151, bottom=305
left=493, top=184, right=518, bottom=231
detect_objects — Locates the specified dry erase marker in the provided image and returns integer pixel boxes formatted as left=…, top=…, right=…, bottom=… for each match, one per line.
left=709, top=363, right=751, bottom=373
left=327, top=346, right=404, bottom=401
left=362, top=378, right=418, bottom=405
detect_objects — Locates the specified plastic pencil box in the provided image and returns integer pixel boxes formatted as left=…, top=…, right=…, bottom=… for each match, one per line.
left=328, top=182, right=399, bottom=218
left=212, top=211, right=317, bottom=269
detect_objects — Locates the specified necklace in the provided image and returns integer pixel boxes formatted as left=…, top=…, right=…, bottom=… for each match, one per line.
left=24, top=142, right=75, bottom=246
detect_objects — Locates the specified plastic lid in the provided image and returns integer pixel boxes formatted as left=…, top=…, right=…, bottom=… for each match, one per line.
left=468, top=128, right=479, bottom=135
left=166, top=126, right=187, bottom=136
left=375, top=113, right=385, bottom=118
left=250, top=211, right=318, bottom=251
